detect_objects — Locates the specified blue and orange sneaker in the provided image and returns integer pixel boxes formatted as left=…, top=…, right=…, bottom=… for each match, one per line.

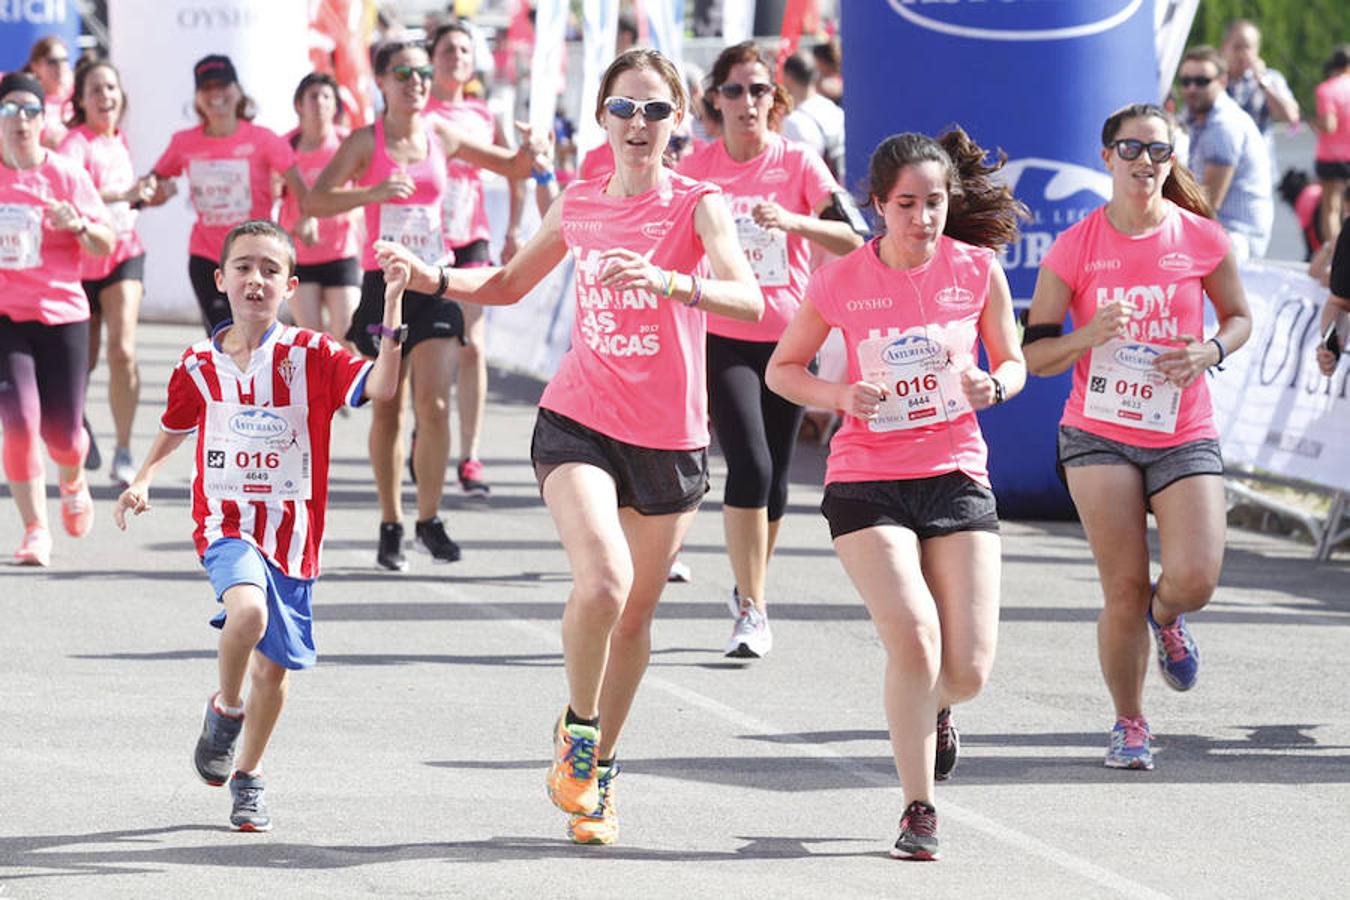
left=1105, top=715, right=1154, bottom=770
left=569, top=761, right=620, bottom=844
left=546, top=713, right=600, bottom=814
left=1147, top=599, right=1200, bottom=691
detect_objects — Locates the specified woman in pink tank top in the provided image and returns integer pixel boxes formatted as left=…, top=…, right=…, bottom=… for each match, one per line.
left=373, top=48, right=763, bottom=846
left=767, top=129, right=1028, bottom=860
left=304, top=40, right=542, bottom=574
left=59, top=60, right=153, bottom=488
left=279, top=73, right=359, bottom=345
left=1024, top=104, right=1251, bottom=772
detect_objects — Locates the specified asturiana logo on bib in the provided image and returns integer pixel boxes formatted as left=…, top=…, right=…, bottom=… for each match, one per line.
left=1158, top=252, right=1192, bottom=272
left=1113, top=343, right=1161, bottom=372
left=229, top=409, right=288, bottom=439
left=933, top=286, right=973, bottom=308
left=882, top=335, right=943, bottom=366
left=886, top=0, right=1142, bottom=41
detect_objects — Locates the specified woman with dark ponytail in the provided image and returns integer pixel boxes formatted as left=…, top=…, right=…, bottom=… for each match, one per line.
left=767, top=127, right=1027, bottom=860
left=1023, top=103, right=1250, bottom=772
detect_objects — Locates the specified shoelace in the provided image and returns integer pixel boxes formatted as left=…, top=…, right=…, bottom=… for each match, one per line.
left=1117, top=716, right=1152, bottom=749
left=565, top=731, right=597, bottom=781
left=936, top=709, right=954, bottom=753
left=1157, top=618, right=1191, bottom=662
left=460, top=459, right=485, bottom=481
left=589, top=763, right=620, bottom=816
left=901, top=802, right=937, bottom=836
left=62, top=485, right=89, bottom=513
left=234, top=784, right=264, bottom=812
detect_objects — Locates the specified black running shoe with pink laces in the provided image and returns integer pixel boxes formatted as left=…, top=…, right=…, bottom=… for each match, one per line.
left=891, top=800, right=939, bottom=861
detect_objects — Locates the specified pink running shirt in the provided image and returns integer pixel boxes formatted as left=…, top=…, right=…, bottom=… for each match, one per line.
left=809, top=235, right=995, bottom=486
left=1041, top=202, right=1230, bottom=448
left=355, top=118, right=449, bottom=271
left=152, top=121, right=296, bottom=261
left=422, top=95, right=495, bottom=249
left=279, top=129, right=359, bottom=266
left=540, top=172, right=718, bottom=449
left=678, top=133, right=838, bottom=342
left=578, top=142, right=615, bottom=181
left=1315, top=74, right=1350, bottom=163
left=0, top=151, right=108, bottom=325
left=59, top=124, right=145, bottom=280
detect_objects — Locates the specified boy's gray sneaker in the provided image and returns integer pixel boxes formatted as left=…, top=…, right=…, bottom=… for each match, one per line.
left=229, top=771, right=271, bottom=832
left=194, top=694, right=243, bottom=786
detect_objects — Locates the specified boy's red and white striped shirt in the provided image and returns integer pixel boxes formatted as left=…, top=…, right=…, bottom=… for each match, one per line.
left=161, top=324, right=372, bottom=579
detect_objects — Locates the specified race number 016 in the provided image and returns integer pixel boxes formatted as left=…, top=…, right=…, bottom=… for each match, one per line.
left=236, top=451, right=281, bottom=469
left=1114, top=379, right=1153, bottom=400
left=895, top=373, right=939, bottom=397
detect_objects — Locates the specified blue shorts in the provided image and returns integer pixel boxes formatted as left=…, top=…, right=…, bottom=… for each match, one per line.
left=202, top=538, right=316, bottom=670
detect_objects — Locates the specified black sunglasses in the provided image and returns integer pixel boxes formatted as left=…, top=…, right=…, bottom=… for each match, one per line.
left=604, top=96, right=675, bottom=122
left=1178, top=75, right=1213, bottom=88
left=1112, top=139, right=1174, bottom=163
left=390, top=64, right=434, bottom=82
left=715, top=82, right=774, bottom=101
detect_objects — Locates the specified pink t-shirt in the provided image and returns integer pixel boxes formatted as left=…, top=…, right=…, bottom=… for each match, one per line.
left=540, top=172, right=718, bottom=449
left=153, top=121, right=296, bottom=261
left=423, top=95, right=494, bottom=249
left=809, top=235, right=995, bottom=486
left=58, top=125, right=145, bottom=279
left=579, top=143, right=615, bottom=181
left=1315, top=74, right=1350, bottom=163
left=0, top=151, right=108, bottom=324
left=1042, top=202, right=1230, bottom=448
left=279, top=129, right=359, bottom=266
left=678, top=133, right=837, bottom=342
left=355, top=118, right=449, bottom=271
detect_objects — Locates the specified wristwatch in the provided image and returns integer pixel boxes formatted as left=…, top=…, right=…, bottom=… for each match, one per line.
left=366, top=323, right=408, bottom=345
left=991, top=376, right=1007, bottom=405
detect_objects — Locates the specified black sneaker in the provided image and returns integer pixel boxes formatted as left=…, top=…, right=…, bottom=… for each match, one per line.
left=935, top=707, right=959, bottom=782
left=229, top=771, right=272, bottom=832
left=415, top=516, right=462, bottom=562
left=82, top=417, right=102, bottom=471
left=377, top=521, right=407, bottom=571
left=890, top=800, right=939, bottom=861
left=194, top=694, right=243, bottom=786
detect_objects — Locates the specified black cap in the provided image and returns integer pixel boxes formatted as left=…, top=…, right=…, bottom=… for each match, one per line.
left=0, top=72, right=45, bottom=104
left=194, top=54, right=238, bottom=89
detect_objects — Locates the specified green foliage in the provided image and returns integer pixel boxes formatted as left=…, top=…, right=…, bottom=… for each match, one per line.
left=1189, top=1, right=1350, bottom=110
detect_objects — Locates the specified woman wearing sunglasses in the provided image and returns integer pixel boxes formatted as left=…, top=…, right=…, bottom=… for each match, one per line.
left=59, top=60, right=155, bottom=488
left=677, top=41, right=864, bottom=659
left=24, top=36, right=73, bottom=150
left=766, top=128, right=1026, bottom=860
left=0, top=71, right=115, bottom=566
left=374, top=47, right=761, bottom=845
left=1023, top=104, right=1251, bottom=771
left=146, top=54, right=306, bottom=335
left=304, top=40, right=542, bottom=573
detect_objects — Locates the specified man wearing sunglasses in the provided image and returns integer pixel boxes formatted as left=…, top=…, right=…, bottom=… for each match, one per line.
left=1179, top=45, right=1273, bottom=262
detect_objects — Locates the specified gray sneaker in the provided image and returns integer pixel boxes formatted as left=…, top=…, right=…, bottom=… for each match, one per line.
left=229, top=771, right=271, bottom=832
left=194, top=695, right=243, bottom=786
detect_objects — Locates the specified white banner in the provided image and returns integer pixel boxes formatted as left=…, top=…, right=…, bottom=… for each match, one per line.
left=528, top=0, right=569, bottom=136
left=1210, top=262, right=1350, bottom=493
left=644, top=0, right=685, bottom=68
left=1154, top=0, right=1200, bottom=103
left=577, top=0, right=620, bottom=167
left=110, top=0, right=311, bottom=322
left=722, top=0, right=755, bottom=45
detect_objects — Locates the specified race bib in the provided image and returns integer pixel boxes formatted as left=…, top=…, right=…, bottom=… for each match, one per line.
left=1083, top=339, right=1181, bottom=433
left=202, top=402, right=312, bottom=502
left=735, top=215, right=789, bottom=288
left=857, top=328, right=971, bottom=432
left=379, top=203, right=444, bottom=266
left=188, top=158, right=251, bottom=227
left=0, top=203, right=43, bottom=270
left=441, top=176, right=477, bottom=246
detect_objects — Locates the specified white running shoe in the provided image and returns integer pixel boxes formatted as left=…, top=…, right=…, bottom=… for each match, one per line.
left=110, top=447, right=137, bottom=487
left=725, top=595, right=772, bottom=659
left=667, top=557, right=692, bottom=583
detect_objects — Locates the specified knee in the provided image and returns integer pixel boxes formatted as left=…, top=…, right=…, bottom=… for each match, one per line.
left=223, top=593, right=268, bottom=642
left=106, top=339, right=136, bottom=369
left=250, top=658, right=288, bottom=692
left=880, top=621, right=942, bottom=679
left=571, top=569, right=632, bottom=628
left=1101, top=572, right=1151, bottom=614
left=413, top=392, right=449, bottom=421
left=1161, top=565, right=1218, bottom=609
left=940, top=658, right=992, bottom=705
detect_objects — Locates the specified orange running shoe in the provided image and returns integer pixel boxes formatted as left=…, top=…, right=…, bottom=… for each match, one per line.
left=60, top=478, right=94, bottom=537
left=546, top=713, right=600, bottom=814
left=14, top=524, right=52, bottom=567
left=569, top=761, right=619, bottom=845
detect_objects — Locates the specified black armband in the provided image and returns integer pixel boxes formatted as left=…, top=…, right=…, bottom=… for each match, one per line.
left=1021, top=323, right=1063, bottom=345
left=820, top=191, right=871, bottom=239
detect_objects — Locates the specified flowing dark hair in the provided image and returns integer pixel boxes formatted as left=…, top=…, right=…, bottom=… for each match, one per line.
left=702, top=41, right=793, bottom=129
left=1101, top=103, right=1214, bottom=219
left=67, top=59, right=126, bottom=129
left=865, top=127, right=1029, bottom=249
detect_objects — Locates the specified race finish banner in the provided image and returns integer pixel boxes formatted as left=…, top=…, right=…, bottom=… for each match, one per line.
left=841, top=1, right=1158, bottom=517
left=1210, top=263, right=1350, bottom=494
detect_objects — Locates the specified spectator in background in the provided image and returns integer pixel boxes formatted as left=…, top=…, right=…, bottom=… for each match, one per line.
left=1222, top=19, right=1299, bottom=179
left=25, top=36, right=73, bottom=149
left=616, top=14, right=639, bottom=55
left=811, top=39, right=843, bottom=105
left=783, top=51, right=846, bottom=182
left=1314, top=220, right=1349, bottom=376
left=1313, top=45, right=1350, bottom=247
left=1179, top=46, right=1272, bottom=262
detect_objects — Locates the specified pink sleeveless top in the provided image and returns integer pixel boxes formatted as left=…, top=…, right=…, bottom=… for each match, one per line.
left=539, top=172, right=719, bottom=449
left=422, top=95, right=494, bottom=249
left=356, top=117, right=448, bottom=271
left=280, top=129, right=359, bottom=266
